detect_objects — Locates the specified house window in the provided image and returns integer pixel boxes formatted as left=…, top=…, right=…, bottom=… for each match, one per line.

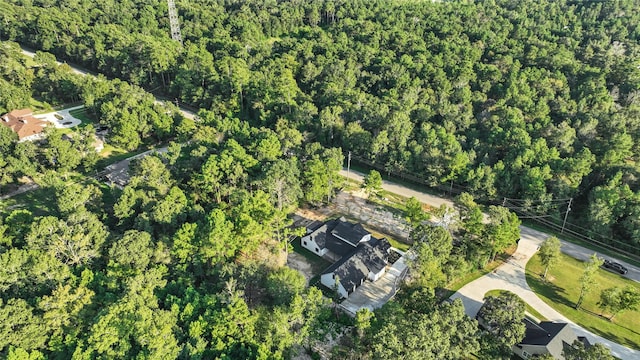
left=315, top=248, right=319, bottom=253
left=303, top=241, right=307, bottom=246
left=522, top=350, right=531, bottom=359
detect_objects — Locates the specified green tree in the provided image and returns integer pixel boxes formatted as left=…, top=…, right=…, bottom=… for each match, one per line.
left=477, top=292, right=526, bottom=358
left=538, top=236, right=561, bottom=280
left=362, top=169, right=383, bottom=197
left=6, top=346, right=46, bottom=360
left=265, top=267, right=306, bottom=306
left=369, top=299, right=479, bottom=359
left=200, top=209, right=236, bottom=264
left=576, top=254, right=604, bottom=310
left=0, top=299, right=49, bottom=352
left=404, top=196, right=426, bottom=229
left=55, top=183, right=102, bottom=216
left=107, top=230, right=155, bottom=275
left=485, top=206, right=521, bottom=262
left=302, top=144, right=344, bottom=204
left=563, top=341, right=614, bottom=360
left=354, top=308, right=373, bottom=342
left=598, top=286, right=640, bottom=321
left=409, top=241, right=447, bottom=289
left=37, top=282, right=94, bottom=346
left=26, top=211, right=108, bottom=266
left=0, top=249, right=71, bottom=298
left=262, top=158, right=302, bottom=212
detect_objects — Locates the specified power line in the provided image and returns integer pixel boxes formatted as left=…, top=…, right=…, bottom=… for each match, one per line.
left=346, top=152, right=639, bottom=258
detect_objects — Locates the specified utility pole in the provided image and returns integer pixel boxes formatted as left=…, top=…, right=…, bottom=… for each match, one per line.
left=561, top=198, right=572, bottom=234
left=347, top=151, right=351, bottom=180
left=167, top=0, right=183, bottom=45
left=502, top=197, right=507, bottom=207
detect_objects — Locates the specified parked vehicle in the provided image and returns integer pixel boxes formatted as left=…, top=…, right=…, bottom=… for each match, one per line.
left=602, top=259, right=628, bottom=275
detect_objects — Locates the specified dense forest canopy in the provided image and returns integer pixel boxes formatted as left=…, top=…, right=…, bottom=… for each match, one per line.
left=0, top=0, right=638, bottom=358
left=3, top=0, right=638, bottom=251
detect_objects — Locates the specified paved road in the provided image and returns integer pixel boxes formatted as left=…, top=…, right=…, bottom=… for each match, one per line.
left=449, top=227, right=639, bottom=359
left=341, top=168, right=640, bottom=357
left=20, top=47, right=197, bottom=120
left=340, top=168, right=640, bottom=283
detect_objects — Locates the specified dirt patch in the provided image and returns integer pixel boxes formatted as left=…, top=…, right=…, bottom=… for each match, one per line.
left=296, top=206, right=333, bottom=221
left=287, top=252, right=315, bottom=285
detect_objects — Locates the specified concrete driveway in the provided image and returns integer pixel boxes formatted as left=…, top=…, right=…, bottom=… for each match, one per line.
left=36, top=105, right=84, bottom=128
left=340, top=252, right=408, bottom=315
left=449, top=226, right=639, bottom=359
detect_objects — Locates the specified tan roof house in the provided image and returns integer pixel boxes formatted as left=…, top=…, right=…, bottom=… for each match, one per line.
left=1, top=109, right=49, bottom=140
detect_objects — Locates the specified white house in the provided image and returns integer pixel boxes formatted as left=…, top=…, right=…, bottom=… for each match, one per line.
left=301, top=218, right=371, bottom=258
left=302, top=218, right=390, bottom=299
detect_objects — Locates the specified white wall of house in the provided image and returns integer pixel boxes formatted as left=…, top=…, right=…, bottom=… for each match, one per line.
left=301, top=235, right=327, bottom=257
left=321, top=273, right=348, bottom=299
left=368, top=267, right=386, bottom=282
left=513, top=344, right=550, bottom=359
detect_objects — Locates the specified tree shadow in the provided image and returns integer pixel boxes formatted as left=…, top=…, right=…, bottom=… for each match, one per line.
left=525, top=272, right=574, bottom=308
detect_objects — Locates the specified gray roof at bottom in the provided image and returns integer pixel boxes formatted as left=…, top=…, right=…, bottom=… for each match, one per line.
left=322, top=237, right=390, bottom=292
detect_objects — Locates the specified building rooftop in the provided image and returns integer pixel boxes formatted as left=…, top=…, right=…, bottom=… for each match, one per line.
left=1, top=109, right=49, bottom=140
left=331, top=221, right=369, bottom=246
left=322, top=237, right=390, bottom=292
left=518, top=319, right=588, bottom=359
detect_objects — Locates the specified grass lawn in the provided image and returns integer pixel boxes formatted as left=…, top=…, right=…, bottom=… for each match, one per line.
left=1, top=187, right=59, bottom=218
left=526, top=253, right=640, bottom=350
left=68, top=107, right=94, bottom=124
left=484, top=289, right=548, bottom=322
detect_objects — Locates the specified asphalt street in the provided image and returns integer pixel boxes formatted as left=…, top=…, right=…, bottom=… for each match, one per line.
left=340, top=168, right=640, bottom=283
left=341, top=168, right=640, bottom=358
left=20, top=47, right=197, bottom=120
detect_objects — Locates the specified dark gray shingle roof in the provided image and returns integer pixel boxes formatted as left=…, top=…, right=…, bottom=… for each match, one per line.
left=331, top=221, right=369, bottom=245
left=322, top=238, right=390, bottom=293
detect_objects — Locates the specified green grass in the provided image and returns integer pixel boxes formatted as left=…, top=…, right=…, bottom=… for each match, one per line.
left=1, top=187, right=59, bottom=218
left=484, top=289, right=548, bottom=322
left=68, top=108, right=94, bottom=124
left=526, top=253, right=640, bottom=350
left=521, top=219, right=640, bottom=269
left=385, top=236, right=411, bottom=252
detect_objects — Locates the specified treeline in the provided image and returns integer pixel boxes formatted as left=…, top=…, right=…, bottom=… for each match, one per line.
left=0, top=42, right=348, bottom=358
left=2, top=0, right=638, bottom=250
left=0, top=41, right=182, bottom=188
left=0, top=37, right=616, bottom=358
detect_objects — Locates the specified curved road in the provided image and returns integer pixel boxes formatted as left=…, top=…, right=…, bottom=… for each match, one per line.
left=16, top=45, right=638, bottom=356
left=19, top=46, right=197, bottom=120
left=341, top=169, right=639, bottom=358
left=450, top=227, right=638, bottom=359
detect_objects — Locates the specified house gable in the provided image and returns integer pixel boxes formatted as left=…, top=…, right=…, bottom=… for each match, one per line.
left=321, top=238, right=390, bottom=298
left=513, top=319, right=583, bottom=359
left=1, top=109, right=49, bottom=140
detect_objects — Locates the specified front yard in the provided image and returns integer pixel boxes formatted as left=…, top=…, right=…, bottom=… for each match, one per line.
left=526, top=253, right=640, bottom=350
